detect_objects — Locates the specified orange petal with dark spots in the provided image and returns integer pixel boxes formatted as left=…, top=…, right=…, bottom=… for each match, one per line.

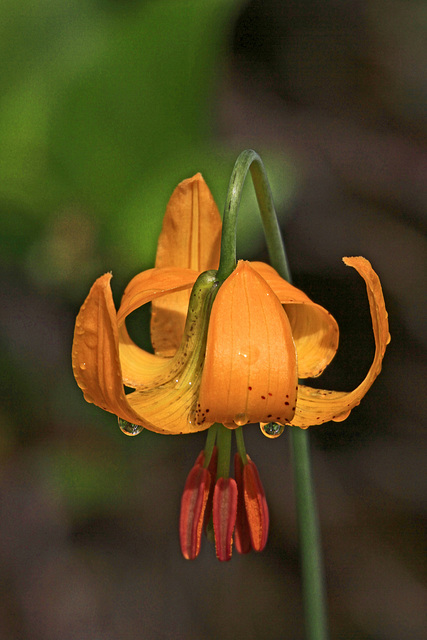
left=72, top=268, right=214, bottom=435
left=198, top=261, right=298, bottom=427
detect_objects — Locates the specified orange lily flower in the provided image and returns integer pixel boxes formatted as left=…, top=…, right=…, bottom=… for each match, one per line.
left=72, top=173, right=390, bottom=435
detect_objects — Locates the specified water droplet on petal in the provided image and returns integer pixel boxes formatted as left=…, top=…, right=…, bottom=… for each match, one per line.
left=79, top=362, right=87, bottom=370
left=118, top=417, right=144, bottom=436
left=260, top=422, right=285, bottom=438
left=234, top=413, right=248, bottom=427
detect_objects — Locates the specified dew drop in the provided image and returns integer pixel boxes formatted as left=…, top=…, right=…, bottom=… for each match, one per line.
left=234, top=413, right=248, bottom=426
left=118, top=417, right=144, bottom=436
left=260, top=422, right=285, bottom=439
left=79, top=362, right=87, bottom=370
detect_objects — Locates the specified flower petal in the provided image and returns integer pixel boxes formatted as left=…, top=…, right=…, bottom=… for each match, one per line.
left=121, top=270, right=219, bottom=435
left=291, top=257, right=390, bottom=428
left=72, top=274, right=153, bottom=429
left=155, top=173, right=222, bottom=272
left=118, top=267, right=199, bottom=323
left=116, top=267, right=199, bottom=387
left=198, top=261, right=298, bottom=427
left=72, top=271, right=213, bottom=435
left=252, top=262, right=339, bottom=378
left=152, top=174, right=222, bottom=356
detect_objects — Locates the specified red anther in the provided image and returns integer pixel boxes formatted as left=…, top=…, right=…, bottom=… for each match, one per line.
left=233, top=453, right=251, bottom=554
left=243, top=456, right=269, bottom=552
left=212, top=477, right=238, bottom=561
left=179, top=461, right=211, bottom=560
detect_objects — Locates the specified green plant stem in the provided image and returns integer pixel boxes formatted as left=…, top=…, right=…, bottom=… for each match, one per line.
left=234, top=427, right=248, bottom=464
left=203, top=423, right=218, bottom=467
left=290, top=428, right=328, bottom=639
left=216, top=424, right=232, bottom=479
left=217, top=149, right=291, bottom=283
left=219, top=150, right=328, bottom=640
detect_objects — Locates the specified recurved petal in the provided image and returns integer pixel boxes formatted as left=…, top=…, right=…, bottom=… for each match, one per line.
left=118, top=269, right=218, bottom=435
left=117, top=267, right=198, bottom=324
left=116, top=267, right=199, bottom=387
left=72, top=274, right=152, bottom=429
left=152, top=174, right=222, bottom=356
left=252, top=261, right=339, bottom=378
left=291, top=256, right=390, bottom=428
left=198, top=261, right=297, bottom=427
left=125, top=382, right=211, bottom=435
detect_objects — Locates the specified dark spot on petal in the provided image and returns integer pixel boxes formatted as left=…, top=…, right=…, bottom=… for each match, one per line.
left=292, top=407, right=295, bottom=411
left=267, top=414, right=272, bottom=418
left=268, top=392, right=272, bottom=396
left=285, top=401, right=289, bottom=406
left=206, top=409, right=209, bottom=413
left=261, top=396, right=266, bottom=400
left=248, top=386, right=252, bottom=391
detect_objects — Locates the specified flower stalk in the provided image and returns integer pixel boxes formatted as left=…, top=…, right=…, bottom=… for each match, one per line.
left=219, top=150, right=329, bottom=640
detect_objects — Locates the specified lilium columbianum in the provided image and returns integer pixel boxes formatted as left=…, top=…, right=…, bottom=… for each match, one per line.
left=72, top=174, right=390, bottom=435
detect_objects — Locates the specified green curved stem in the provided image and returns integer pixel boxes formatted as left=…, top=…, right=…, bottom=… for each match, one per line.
left=216, top=424, right=232, bottom=479
left=220, top=150, right=329, bottom=640
left=217, top=149, right=291, bottom=283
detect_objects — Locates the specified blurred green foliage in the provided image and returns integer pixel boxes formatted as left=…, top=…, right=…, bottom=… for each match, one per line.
left=0, top=0, right=296, bottom=519
left=0, top=0, right=296, bottom=301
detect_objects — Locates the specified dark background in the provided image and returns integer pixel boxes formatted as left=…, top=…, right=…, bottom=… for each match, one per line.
left=0, top=1, right=426, bottom=638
